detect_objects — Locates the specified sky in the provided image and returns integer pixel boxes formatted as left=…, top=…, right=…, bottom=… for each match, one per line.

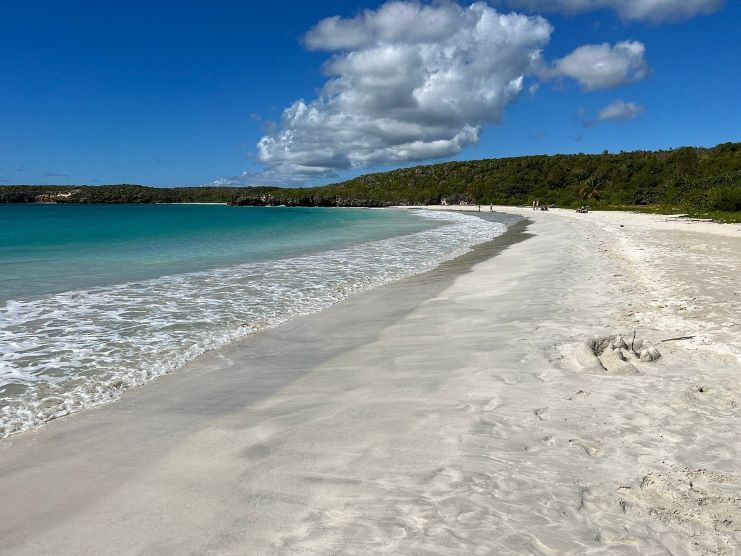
left=0, top=0, right=739, bottom=187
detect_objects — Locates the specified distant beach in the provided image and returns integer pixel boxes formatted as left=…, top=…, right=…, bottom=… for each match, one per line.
left=0, top=206, right=739, bottom=553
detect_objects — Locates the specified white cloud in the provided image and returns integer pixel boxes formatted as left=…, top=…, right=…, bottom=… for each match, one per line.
left=596, top=99, right=644, bottom=121
left=210, top=177, right=241, bottom=187
left=578, top=99, right=644, bottom=127
left=210, top=167, right=328, bottom=187
left=257, top=1, right=552, bottom=180
left=304, top=2, right=462, bottom=51
left=546, top=40, right=649, bottom=90
left=499, top=0, right=723, bottom=23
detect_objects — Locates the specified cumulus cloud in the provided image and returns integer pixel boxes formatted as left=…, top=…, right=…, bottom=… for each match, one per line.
left=210, top=168, right=320, bottom=187
left=257, top=1, right=552, bottom=180
left=545, top=40, right=648, bottom=90
left=499, top=0, right=723, bottom=23
left=597, top=99, right=644, bottom=121
left=579, top=99, right=644, bottom=127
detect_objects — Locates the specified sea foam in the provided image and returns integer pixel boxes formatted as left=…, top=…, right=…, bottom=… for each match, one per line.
left=0, top=210, right=505, bottom=437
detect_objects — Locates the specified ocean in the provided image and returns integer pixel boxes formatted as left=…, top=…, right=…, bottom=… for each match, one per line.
left=0, top=204, right=505, bottom=437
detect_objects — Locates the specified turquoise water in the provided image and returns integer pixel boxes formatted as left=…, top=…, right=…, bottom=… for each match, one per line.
left=0, top=204, right=437, bottom=302
left=0, top=204, right=505, bottom=437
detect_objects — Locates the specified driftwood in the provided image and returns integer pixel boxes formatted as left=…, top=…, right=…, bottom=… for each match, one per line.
left=660, top=335, right=695, bottom=342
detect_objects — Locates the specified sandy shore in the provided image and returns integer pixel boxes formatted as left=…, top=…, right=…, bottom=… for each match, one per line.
left=0, top=207, right=739, bottom=554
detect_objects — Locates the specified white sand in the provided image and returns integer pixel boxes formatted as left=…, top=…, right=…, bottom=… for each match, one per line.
left=0, top=207, right=739, bottom=554
left=414, top=204, right=741, bottom=238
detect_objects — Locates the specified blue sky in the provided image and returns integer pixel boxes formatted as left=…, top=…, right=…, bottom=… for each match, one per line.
left=1, top=0, right=738, bottom=187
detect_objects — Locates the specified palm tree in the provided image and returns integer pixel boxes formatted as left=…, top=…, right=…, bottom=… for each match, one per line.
left=578, top=177, right=602, bottom=203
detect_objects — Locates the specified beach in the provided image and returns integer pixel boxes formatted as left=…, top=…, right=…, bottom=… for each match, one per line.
left=0, top=207, right=739, bottom=554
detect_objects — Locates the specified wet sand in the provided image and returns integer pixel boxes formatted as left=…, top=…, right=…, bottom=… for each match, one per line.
left=0, top=208, right=739, bottom=554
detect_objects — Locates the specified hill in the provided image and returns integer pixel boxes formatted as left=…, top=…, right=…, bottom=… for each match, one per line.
left=252, top=142, right=740, bottom=213
left=2, top=143, right=739, bottom=216
left=0, top=184, right=281, bottom=204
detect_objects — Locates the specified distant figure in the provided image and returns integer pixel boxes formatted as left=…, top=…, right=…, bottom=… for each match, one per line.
left=489, top=205, right=493, bottom=212
left=532, top=200, right=537, bottom=210
left=478, top=205, right=481, bottom=212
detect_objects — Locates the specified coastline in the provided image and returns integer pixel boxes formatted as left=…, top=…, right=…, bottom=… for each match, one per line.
left=402, top=203, right=741, bottom=237
left=0, top=207, right=505, bottom=438
left=0, top=207, right=739, bottom=553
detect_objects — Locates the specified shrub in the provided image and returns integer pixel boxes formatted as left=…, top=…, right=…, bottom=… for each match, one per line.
left=706, top=185, right=741, bottom=212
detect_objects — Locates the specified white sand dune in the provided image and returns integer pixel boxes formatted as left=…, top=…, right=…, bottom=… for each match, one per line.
left=0, top=207, right=739, bottom=554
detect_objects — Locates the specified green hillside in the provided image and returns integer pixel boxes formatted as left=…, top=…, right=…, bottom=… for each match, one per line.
left=2, top=143, right=739, bottom=219
left=0, top=184, right=280, bottom=204
left=296, top=142, right=741, bottom=212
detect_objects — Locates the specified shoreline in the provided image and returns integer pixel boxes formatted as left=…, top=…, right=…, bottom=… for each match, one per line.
left=0, top=207, right=739, bottom=553
left=0, top=208, right=508, bottom=439
left=400, top=203, right=741, bottom=236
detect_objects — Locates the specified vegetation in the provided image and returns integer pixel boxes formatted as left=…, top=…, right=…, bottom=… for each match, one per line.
left=0, top=184, right=281, bottom=204
left=2, top=143, right=739, bottom=220
left=300, top=142, right=740, bottom=213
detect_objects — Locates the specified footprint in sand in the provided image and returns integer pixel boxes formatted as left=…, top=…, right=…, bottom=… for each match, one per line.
left=241, top=443, right=272, bottom=461
left=472, top=420, right=510, bottom=439
left=534, top=407, right=551, bottom=421
left=569, top=438, right=601, bottom=457
left=458, top=396, right=501, bottom=413
left=482, top=397, right=501, bottom=411
left=619, top=467, right=741, bottom=546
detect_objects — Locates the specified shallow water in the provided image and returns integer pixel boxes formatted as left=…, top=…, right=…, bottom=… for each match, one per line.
left=0, top=204, right=505, bottom=436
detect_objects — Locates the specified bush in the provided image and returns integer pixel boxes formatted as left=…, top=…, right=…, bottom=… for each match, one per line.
left=706, top=185, right=741, bottom=212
